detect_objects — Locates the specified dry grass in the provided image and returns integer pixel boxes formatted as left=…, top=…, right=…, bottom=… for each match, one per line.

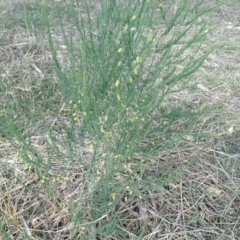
left=1, top=0, right=240, bottom=239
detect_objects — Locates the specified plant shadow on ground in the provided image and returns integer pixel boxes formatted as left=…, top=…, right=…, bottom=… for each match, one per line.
left=0, top=0, right=240, bottom=239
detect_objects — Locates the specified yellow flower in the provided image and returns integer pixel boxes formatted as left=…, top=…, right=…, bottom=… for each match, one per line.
left=56, top=174, right=61, bottom=182
left=133, top=68, right=138, bottom=75
left=136, top=56, right=141, bottom=63
left=40, top=176, right=46, bottom=184
left=131, top=15, right=137, bottom=21
left=118, top=48, right=123, bottom=53
left=72, top=113, right=78, bottom=121
left=115, top=79, right=120, bottom=87
left=129, top=77, right=133, bottom=83
left=117, top=94, right=121, bottom=101
left=111, top=192, right=116, bottom=200
left=117, top=61, right=122, bottom=67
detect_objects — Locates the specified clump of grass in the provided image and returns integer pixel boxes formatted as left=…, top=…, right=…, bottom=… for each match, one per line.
left=1, top=0, right=223, bottom=239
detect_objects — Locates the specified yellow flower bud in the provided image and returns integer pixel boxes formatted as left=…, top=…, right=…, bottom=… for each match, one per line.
left=118, top=48, right=123, bottom=53
left=136, top=56, right=141, bottom=63
left=131, top=15, right=137, bottom=21
left=115, top=80, right=120, bottom=87
left=117, top=94, right=121, bottom=101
